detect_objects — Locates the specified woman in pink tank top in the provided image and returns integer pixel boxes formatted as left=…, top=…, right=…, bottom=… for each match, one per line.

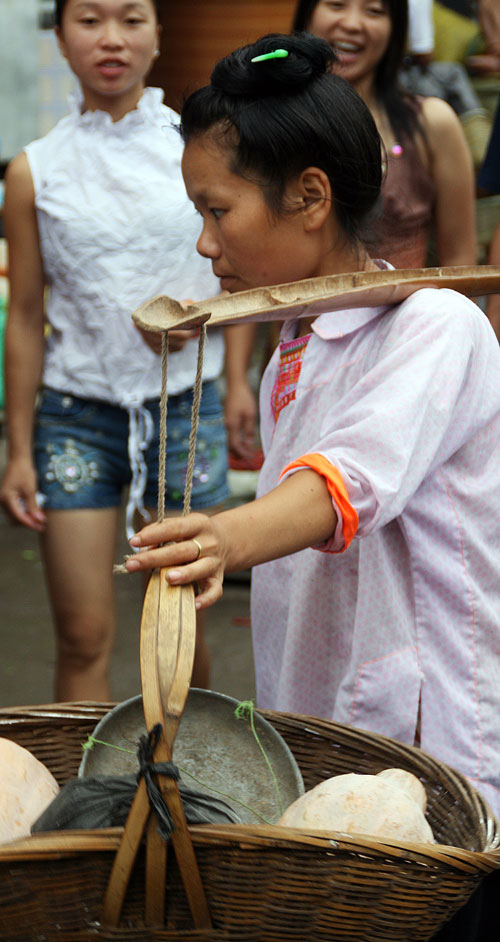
left=292, top=0, right=477, bottom=269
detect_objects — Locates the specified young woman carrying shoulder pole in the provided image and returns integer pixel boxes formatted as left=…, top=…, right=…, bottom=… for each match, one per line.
left=0, top=0, right=256, bottom=701
left=125, top=33, right=500, bottom=840
left=292, top=0, right=477, bottom=269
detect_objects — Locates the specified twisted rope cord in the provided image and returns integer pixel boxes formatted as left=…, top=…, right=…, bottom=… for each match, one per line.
left=114, top=325, right=206, bottom=573
left=157, top=331, right=169, bottom=524
left=183, top=325, right=206, bottom=516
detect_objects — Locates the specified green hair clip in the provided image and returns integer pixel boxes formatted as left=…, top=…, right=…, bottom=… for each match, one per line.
left=251, top=49, right=289, bottom=63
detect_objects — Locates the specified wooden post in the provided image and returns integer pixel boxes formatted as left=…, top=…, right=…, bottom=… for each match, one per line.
left=150, top=0, right=298, bottom=111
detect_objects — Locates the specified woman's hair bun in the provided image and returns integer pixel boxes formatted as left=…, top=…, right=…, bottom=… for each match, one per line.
left=211, top=32, right=335, bottom=98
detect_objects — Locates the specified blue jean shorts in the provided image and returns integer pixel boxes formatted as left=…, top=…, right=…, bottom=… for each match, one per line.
left=34, top=382, right=229, bottom=511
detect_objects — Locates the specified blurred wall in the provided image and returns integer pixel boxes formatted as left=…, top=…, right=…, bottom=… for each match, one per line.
left=37, top=27, right=78, bottom=139
left=0, top=1, right=76, bottom=161
left=0, top=0, right=39, bottom=160
left=151, top=0, right=298, bottom=111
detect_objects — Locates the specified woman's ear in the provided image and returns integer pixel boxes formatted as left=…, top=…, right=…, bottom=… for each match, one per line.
left=296, top=167, right=332, bottom=232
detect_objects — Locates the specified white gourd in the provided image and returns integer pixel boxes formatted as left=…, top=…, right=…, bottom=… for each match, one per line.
left=278, top=767, right=434, bottom=844
left=376, top=767, right=427, bottom=810
left=0, top=738, right=60, bottom=845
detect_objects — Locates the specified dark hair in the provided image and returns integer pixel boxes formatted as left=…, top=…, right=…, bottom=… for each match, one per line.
left=180, top=33, right=382, bottom=246
left=55, top=0, right=161, bottom=28
left=292, top=0, right=420, bottom=142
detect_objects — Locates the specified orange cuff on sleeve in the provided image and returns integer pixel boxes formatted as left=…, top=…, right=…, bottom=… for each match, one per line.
left=279, top=453, right=358, bottom=551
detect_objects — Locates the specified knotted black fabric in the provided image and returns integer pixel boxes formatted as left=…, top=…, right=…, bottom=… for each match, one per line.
left=136, top=723, right=178, bottom=840
left=32, top=724, right=241, bottom=836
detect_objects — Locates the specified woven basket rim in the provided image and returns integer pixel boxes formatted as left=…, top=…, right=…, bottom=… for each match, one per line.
left=2, top=821, right=500, bottom=872
left=1, top=701, right=499, bottom=875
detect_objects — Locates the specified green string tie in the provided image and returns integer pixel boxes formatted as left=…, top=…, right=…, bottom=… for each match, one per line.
left=82, top=735, right=136, bottom=755
left=234, top=699, right=283, bottom=815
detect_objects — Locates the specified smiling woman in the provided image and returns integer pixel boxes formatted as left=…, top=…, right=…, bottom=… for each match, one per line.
left=292, top=0, right=477, bottom=270
left=307, top=0, right=392, bottom=89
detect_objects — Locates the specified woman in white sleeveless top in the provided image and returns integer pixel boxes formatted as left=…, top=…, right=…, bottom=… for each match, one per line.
left=0, top=0, right=256, bottom=701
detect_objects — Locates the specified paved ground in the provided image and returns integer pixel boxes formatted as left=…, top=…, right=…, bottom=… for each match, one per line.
left=0, top=428, right=255, bottom=710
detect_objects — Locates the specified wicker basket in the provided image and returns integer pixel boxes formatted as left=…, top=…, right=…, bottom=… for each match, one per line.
left=1, top=701, right=499, bottom=942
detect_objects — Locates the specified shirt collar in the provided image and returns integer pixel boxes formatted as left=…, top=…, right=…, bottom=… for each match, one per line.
left=312, top=301, right=392, bottom=340
left=68, top=86, right=165, bottom=131
left=311, top=259, right=395, bottom=340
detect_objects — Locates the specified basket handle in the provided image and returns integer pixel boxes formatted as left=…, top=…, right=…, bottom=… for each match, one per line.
left=101, top=575, right=211, bottom=928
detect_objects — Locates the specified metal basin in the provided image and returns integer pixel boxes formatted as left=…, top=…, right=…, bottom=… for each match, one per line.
left=79, top=688, right=304, bottom=825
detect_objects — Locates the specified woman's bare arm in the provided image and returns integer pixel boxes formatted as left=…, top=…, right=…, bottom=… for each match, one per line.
left=224, top=323, right=258, bottom=460
left=0, top=153, right=47, bottom=530
left=421, top=97, right=477, bottom=267
left=126, top=468, right=338, bottom=608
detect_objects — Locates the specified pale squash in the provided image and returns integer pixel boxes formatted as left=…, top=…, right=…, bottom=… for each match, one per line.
left=376, top=767, right=427, bottom=810
left=278, top=767, right=434, bottom=844
left=0, top=738, right=59, bottom=844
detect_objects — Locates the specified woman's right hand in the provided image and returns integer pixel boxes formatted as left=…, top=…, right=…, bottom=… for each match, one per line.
left=125, top=512, right=227, bottom=610
left=0, top=459, right=47, bottom=531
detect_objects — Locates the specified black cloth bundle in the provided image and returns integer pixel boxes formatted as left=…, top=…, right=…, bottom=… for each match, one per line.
left=32, top=724, right=241, bottom=837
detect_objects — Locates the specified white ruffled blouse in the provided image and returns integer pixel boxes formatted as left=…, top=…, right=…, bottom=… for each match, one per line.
left=25, top=86, right=222, bottom=408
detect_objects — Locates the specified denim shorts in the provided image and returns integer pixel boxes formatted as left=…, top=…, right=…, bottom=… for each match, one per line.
left=34, top=382, right=229, bottom=511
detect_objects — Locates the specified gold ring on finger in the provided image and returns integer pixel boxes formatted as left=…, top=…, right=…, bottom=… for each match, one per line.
left=191, top=538, right=203, bottom=561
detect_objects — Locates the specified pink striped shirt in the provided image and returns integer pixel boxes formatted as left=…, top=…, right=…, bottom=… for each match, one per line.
left=252, top=287, right=500, bottom=817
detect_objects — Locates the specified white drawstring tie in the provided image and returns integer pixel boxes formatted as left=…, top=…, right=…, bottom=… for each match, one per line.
left=125, top=403, right=155, bottom=542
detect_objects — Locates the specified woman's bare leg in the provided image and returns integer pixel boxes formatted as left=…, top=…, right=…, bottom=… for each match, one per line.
left=41, top=507, right=121, bottom=702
